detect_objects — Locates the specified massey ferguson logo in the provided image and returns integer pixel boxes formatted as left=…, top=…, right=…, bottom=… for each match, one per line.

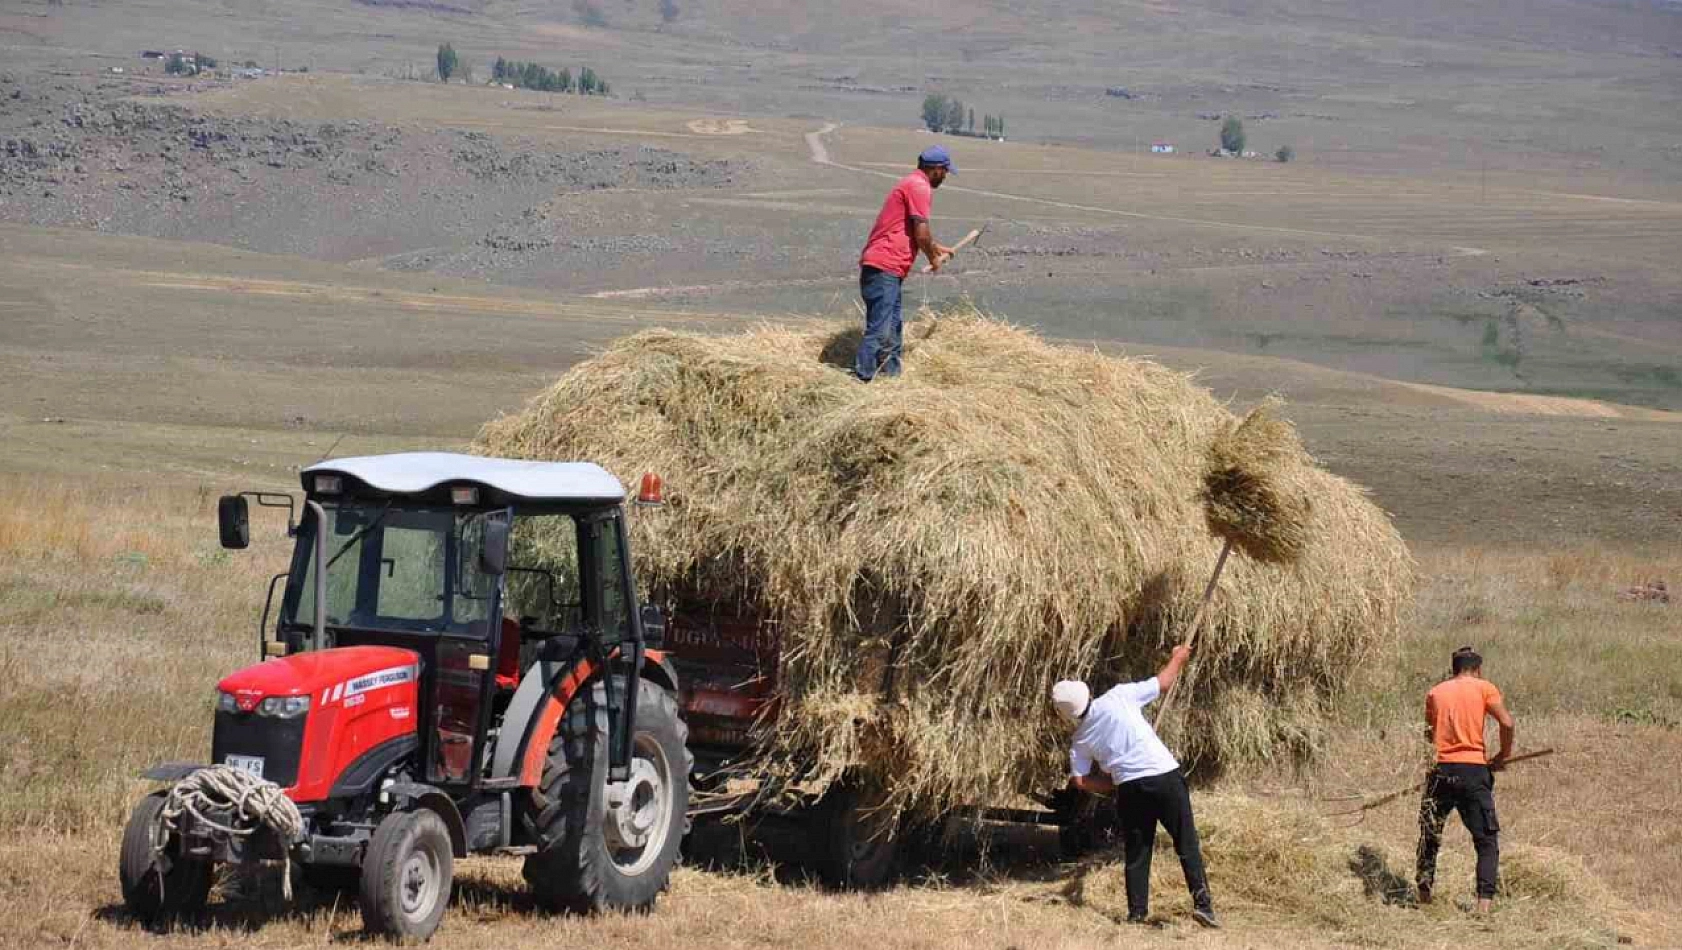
left=318, top=664, right=419, bottom=707
left=346, top=664, right=417, bottom=698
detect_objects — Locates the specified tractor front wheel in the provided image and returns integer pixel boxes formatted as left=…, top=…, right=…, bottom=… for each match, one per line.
left=359, top=809, right=454, bottom=941
left=119, top=792, right=213, bottom=925
left=522, top=676, right=691, bottom=913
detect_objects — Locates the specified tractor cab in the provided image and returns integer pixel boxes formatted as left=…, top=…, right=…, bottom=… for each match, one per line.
left=259, top=456, right=639, bottom=793
left=122, top=453, right=691, bottom=942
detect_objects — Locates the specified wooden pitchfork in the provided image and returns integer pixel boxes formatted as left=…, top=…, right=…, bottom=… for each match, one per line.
left=1326, top=748, right=1556, bottom=826
left=1152, top=538, right=1233, bottom=730
left=920, top=222, right=988, bottom=273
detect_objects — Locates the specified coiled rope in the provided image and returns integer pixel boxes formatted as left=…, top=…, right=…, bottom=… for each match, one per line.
left=157, top=766, right=306, bottom=899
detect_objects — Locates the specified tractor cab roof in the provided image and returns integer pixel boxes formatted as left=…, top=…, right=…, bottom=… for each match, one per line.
left=301, top=452, right=624, bottom=506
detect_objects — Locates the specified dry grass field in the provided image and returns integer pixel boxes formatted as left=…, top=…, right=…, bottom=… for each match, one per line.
left=1, top=480, right=1678, bottom=949
left=1, top=0, right=1680, bottom=945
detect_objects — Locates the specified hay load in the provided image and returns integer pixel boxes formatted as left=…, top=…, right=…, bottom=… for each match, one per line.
left=475, top=311, right=1415, bottom=814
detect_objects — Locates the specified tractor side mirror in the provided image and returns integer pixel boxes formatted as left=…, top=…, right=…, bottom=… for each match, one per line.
left=480, top=517, right=509, bottom=577
left=218, top=495, right=250, bottom=549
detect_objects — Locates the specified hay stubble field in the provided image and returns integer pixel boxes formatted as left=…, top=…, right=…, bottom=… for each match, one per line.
left=1, top=0, right=1680, bottom=946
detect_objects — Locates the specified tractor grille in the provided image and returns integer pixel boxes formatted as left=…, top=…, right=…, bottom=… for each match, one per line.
left=211, top=710, right=306, bottom=789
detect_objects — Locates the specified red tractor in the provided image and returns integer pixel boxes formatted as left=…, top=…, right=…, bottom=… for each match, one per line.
left=120, top=453, right=691, bottom=940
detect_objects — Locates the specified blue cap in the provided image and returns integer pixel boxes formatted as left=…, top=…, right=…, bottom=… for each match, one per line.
left=918, top=145, right=956, bottom=173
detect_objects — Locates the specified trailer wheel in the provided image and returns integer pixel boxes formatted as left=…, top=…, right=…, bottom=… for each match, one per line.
left=522, top=676, right=691, bottom=913
left=811, top=781, right=901, bottom=889
left=359, top=809, right=453, bottom=941
left=119, top=792, right=213, bottom=925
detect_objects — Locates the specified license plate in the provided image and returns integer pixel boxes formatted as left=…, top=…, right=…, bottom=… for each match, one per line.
left=224, top=754, right=265, bottom=779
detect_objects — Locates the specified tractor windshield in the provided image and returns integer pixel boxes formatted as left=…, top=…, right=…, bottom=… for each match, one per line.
left=283, top=502, right=503, bottom=636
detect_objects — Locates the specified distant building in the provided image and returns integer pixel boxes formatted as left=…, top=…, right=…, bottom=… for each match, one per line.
left=1151, top=141, right=1174, bottom=154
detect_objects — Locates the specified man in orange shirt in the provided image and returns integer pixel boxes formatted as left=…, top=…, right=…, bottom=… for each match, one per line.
left=853, top=147, right=955, bottom=381
left=1416, top=646, right=1516, bottom=913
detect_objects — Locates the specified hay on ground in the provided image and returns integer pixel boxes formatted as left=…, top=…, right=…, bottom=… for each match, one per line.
left=1064, top=794, right=1620, bottom=947
left=475, top=310, right=1415, bottom=815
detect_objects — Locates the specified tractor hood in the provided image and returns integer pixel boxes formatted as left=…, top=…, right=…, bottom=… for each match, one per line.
left=218, top=646, right=419, bottom=710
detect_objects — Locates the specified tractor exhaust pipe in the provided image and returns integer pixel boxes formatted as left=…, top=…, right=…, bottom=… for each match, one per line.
left=306, top=499, right=328, bottom=651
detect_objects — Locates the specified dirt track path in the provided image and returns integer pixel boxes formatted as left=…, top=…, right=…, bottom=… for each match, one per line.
left=802, top=124, right=1491, bottom=257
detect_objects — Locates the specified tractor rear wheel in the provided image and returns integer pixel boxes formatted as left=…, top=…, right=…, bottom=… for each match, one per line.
left=810, top=780, right=902, bottom=889
left=359, top=809, right=453, bottom=941
left=119, top=792, right=213, bottom=925
left=522, top=676, right=691, bottom=913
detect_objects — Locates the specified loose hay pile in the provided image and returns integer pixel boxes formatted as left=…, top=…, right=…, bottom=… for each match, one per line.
left=476, top=311, right=1415, bottom=814
left=1063, top=794, right=1621, bottom=947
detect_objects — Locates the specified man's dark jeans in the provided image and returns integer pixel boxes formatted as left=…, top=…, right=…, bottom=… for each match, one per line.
left=854, top=266, right=903, bottom=381
left=1115, top=768, right=1213, bottom=918
left=1416, top=762, right=1500, bottom=899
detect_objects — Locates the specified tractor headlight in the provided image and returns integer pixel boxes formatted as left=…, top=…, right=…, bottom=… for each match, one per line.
left=217, top=691, right=239, bottom=714
left=258, top=695, right=311, bottom=718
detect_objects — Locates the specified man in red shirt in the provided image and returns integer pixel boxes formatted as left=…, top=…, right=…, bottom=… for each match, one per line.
left=853, top=146, right=956, bottom=381
left=1416, top=646, right=1516, bottom=913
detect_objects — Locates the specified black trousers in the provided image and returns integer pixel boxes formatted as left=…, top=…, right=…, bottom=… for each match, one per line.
left=1114, top=768, right=1212, bottom=917
left=1415, top=762, right=1500, bottom=899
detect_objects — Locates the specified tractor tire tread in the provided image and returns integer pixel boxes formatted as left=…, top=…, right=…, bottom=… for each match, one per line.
left=118, top=792, right=213, bottom=924
left=358, top=809, right=453, bottom=941
left=522, top=676, right=690, bottom=914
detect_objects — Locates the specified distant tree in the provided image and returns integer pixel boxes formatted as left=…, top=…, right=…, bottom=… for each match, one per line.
left=574, top=0, right=606, bottom=26
left=1220, top=116, right=1245, bottom=154
left=559, top=66, right=573, bottom=92
left=997, top=115, right=1004, bottom=139
left=243, top=59, right=258, bottom=69
left=922, top=94, right=948, bottom=133
left=598, top=79, right=610, bottom=96
left=1275, top=144, right=1294, bottom=163
left=579, top=66, right=598, bottom=94
left=493, top=56, right=507, bottom=82
left=967, top=107, right=975, bottom=134
left=165, top=52, right=190, bottom=75
left=436, top=43, right=457, bottom=82
left=659, top=0, right=679, bottom=22
left=943, top=98, right=964, bottom=134
left=199, top=54, right=217, bottom=69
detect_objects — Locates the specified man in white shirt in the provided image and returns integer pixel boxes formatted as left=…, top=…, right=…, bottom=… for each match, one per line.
left=1053, top=645, right=1218, bottom=928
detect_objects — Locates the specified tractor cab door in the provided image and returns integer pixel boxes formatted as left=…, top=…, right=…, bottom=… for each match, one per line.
left=283, top=500, right=511, bottom=788
left=424, top=509, right=509, bottom=786
left=580, top=510, right=635, bottom=650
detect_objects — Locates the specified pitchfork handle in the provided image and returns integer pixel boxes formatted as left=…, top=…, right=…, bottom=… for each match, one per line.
left=1152, top=537, right=1234, bottom=729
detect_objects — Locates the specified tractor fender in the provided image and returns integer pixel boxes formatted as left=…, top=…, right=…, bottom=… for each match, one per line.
left=383, top=782, right=468, bottom=858
left=488, top=654, right=596, bottom=784
left=488, top=650, right=683, bottom=789
left=642, top=649, right=681, bottom=697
